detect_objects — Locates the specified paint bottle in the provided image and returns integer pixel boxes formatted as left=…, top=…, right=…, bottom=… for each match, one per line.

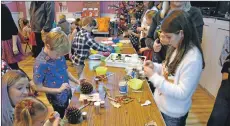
left=119, top=80, right=128, bottom=94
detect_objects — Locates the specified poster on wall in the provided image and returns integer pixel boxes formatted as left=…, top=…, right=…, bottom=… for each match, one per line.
left=59, top=2, right=68, bottom=13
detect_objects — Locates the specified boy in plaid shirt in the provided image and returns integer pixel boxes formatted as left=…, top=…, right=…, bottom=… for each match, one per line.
left=71, top=17, right=113, bottom=78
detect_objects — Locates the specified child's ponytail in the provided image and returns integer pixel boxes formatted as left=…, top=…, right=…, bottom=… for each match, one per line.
left=18, top=108, right=32, bottom=126
left=14, top=97, right=48, bottom=126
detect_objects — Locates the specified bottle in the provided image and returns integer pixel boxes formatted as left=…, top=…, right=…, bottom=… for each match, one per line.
left=119, top=80, right=128, bottom=94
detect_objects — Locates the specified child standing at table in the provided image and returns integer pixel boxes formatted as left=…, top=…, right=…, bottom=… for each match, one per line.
left=138, top=10, right=156, bottom=60
left=128, top=14, right=141, bottom=52
left=71, top=17, right=113, bottom=78
left=33, top=27, right=80, bottom=118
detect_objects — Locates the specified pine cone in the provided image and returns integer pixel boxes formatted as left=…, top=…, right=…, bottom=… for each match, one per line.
left=65, top=106, right=82, bottom=124
left=80, top=79, right=93, bottom=94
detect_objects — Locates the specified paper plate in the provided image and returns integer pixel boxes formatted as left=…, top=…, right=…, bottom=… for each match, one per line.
left=89, top=54, right=103, bottom=60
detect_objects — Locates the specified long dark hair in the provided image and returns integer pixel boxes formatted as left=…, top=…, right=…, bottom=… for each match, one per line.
left=161, top=10, right=205, bottom=75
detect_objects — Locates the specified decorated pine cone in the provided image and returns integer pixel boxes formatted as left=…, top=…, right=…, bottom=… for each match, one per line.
left=65, top=106, right=82, bottom=124
left=80, top=79, right=93, bottom=94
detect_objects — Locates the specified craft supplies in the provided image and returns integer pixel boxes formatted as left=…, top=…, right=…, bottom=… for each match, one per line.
left=100, top=101, right=105, bottom=108
left=79, top=93, right=101, bottom=102
left=95, top=66, right=108, bottom=76
left=119, top=80, right=128, bottom=94
left=110, top=101, right=121, bottom=108
left=114, top=95, right=134, bottom=104
left=94, top=102, right=101, bottom=114
left=141, top=100, right=151, bottom=106
left=103, top=86, right=111, bottom=97
left=132, top=90, right=143, bottom=93
left=82, top=112, right=87, bottom=120
left=145, top=120, right=157, bottom=126
left=83, top=98, right=88, bottom=104
left=128, top=78, right=143, bottom=90
left=105, top=53, right=146, bottom=68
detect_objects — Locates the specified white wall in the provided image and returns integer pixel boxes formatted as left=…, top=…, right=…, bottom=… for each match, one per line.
left=200, top=18, right=230, bottom=97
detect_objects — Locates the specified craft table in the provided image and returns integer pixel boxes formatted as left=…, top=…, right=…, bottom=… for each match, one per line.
left=67, top=37, right=165, bottom=126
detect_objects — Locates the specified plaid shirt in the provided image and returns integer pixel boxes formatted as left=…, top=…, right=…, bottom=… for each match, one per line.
left=71, top=28, right=112, bottom=65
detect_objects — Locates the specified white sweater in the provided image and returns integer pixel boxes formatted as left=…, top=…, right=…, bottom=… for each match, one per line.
left=149, top=46, right=203, bottom=118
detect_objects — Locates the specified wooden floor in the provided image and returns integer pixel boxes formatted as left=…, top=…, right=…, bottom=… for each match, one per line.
left=18, top=47, right=215, bottom=126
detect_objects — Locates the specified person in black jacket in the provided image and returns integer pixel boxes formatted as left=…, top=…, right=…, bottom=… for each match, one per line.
left=146, top=1, right=204, bottom=63
left=30, top=1, right=55, bottom=58
left=208, top=54, right=230, bottom=126
left=1, top=4, right=25, bottom=70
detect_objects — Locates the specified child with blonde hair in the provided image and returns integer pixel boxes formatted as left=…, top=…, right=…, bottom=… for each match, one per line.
left=14, top=97, right=60, bottom=126
left=71, top=17, right=113, bottom=78
left=33, top=27, right=80, bottom=118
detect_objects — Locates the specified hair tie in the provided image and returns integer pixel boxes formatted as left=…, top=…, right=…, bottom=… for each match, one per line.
left=25, top=100, right=34, bottom=114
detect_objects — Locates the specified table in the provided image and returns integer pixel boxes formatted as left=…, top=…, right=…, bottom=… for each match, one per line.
left=67, top=37, right=165, bottom=126
left=94, top=37, right=135, bottom=51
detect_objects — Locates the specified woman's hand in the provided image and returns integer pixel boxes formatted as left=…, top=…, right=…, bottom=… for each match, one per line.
left=153, top=39, right=162, bottom=52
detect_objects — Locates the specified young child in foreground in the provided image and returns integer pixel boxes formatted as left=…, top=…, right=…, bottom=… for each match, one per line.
left=33, top=27, right=80, bottom=118
left=14, top=97, right=60, bottom=126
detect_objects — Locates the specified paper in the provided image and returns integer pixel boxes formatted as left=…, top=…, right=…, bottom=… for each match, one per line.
left=79, top=93, right=101, bottom=102
left=141, top=100, right=151, bottom=106
left=120, top=40, right=131, bottom=44
left=110, top=101, right=121, bottom=108
left=145, top=120, right=157, bottom=126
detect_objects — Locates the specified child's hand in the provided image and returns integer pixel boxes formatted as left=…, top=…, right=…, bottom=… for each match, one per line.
left=137, top=27, right=143, bottom=32
left=52, top=117, right=61, bottom=126
left=128, top=30, right=133, bottom=35
left=58, top=83, right=70, bottom=93
left=153, top=39, right=162, bottom=52
left=75, top=79, right=80, bottom=85
left=139, top=48, right=147, bottom=54
left=69, top=53, right=72, bottom=60
left=144, top=65, right=154, bottom=78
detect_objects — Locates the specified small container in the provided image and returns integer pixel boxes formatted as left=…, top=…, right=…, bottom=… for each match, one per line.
left=94, top=102, right=100, bottom=114
left=119, top=81, right=128, bottom=94
left=100, top=101, right=105, bottom=108
left=131, top=70, right=137, bottom=78
left=84, top=98, right=88, bottom=105
left=82, top=112, right=87, bottom=120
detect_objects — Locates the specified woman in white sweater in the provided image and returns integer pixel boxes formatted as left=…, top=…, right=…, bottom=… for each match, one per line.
left=144, top=10, right=205, bottom=126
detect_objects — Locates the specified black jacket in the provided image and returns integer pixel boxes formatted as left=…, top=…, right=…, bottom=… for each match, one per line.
left=1, top=4, right=18, bottom=40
